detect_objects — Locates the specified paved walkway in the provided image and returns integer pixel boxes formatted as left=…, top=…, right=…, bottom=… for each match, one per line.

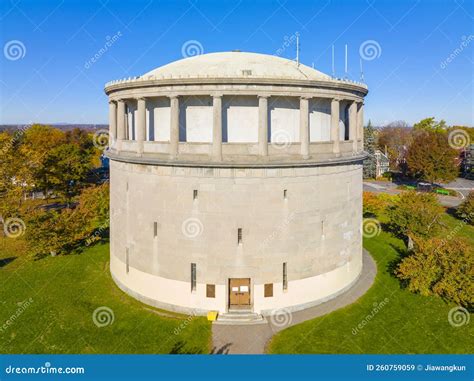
left=211, top=250, right=377, bottom=354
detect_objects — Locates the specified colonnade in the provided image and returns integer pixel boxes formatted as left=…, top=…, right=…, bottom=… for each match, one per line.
left=108, top=95, right=364, bottom=158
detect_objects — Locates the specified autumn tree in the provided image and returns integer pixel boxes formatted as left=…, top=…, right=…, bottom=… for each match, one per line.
left=406, top=130, right=458, bottom=184
left=413, top=117, right=447, bottom=132
left=377, top=123, right=412, bottom=172
left=19, top=124, right=67, bottom=197
left=387, top=191, right=444, bottom=247
left=396, top=236, right=473, bottom=308
left=45, top=143, right=93, bottom=203
left=456, top=191, right=474, bottom=225
left=0, top=130, right=33, bottom=218
left=363, top=192, right=390, bottom=217
left=25, top=183, right=109, bottom=258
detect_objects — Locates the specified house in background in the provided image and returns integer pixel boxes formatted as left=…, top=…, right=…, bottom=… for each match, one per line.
left=374, top=149, right=390, bottom=178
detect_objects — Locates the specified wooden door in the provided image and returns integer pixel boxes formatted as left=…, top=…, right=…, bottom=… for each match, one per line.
left=229, top=278, right=251, bottom=308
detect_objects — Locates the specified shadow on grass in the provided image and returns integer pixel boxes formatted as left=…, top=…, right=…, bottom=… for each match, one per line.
left=33, top=238, right=110, bottom=261
left=0, top=256, right=16, bottom=268
left=169, top=341, right=205, bottom=354
left=386, top=242, right=411, bottom=289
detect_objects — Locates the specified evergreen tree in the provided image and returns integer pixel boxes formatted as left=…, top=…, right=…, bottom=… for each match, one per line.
left=363, top=120, right=377, bottom=178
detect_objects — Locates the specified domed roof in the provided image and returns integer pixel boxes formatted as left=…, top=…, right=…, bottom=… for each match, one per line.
left=142, top=52, right=332, bottom=81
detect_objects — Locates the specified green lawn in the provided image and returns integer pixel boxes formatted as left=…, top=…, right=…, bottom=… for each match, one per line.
left=0, top=240, right=211, bottom=354
left=268, top=213, right=474, bottom=354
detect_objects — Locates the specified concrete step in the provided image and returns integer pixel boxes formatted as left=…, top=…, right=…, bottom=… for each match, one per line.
left=214, top=311, right=267, bottom=325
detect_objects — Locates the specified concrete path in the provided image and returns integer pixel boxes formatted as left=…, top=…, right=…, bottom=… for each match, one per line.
left=211, top=250, right=377, bottom=354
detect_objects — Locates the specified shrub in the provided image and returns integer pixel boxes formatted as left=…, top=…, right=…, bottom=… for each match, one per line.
left=362, top=192, right=394, bottom=217
left=387, top=191, right=444, bottom=242
left=396, top=236, right=473, bottom=309
left=456, top=191, right=474, bottom=225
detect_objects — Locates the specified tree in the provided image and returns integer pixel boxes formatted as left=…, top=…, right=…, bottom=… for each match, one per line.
left=456, top=191, right=474, bottom=225
left=387, top=191, right=444, bottom=246
left=20, top=124, right=66, bottom=197
left=377, top=124, right=412, bottom=172
left=396, top=236, right=473, bottom=309
left=413, top=117, right=447, bottom=132
left=45, top=143, right=93, bottom=203
left=25, top=209, right=77, bottom=257
left=363, top=120, right=377, bottom=178
left=406, top=130, right=458, bottom=184
left=25, top=183, right=109, bottom=258
left=0, top=131, right=34, bottom=218
left=363, top=192, right=389, bottom=217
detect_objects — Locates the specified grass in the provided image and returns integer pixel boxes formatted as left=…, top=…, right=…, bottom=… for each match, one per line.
left=0, top=240, right=211, bottom=354
left=268, top=212, right=474, bottom=354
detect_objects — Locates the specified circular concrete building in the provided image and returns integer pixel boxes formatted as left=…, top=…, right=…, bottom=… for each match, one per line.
left=105, top=52, right=368, bottom=317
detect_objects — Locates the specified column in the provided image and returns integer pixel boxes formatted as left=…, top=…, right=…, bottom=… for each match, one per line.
left=299, top=97, right=309, bottom=158
left=116, top=99, right=125, bottom=151
left=330, top=98, right=340, bottom=155
left=136, top=97, right=146, bottom=155
left=169, top=96, right=179, bottom=156
left=108, top=101, right=117, bottom=149
left=349, top=101, right=358, bottom=151
left=258, top=95, right=268, bottom=156
left=357, top=102, right=364, bottom=151
left=212, top=95, right=222, bottom=160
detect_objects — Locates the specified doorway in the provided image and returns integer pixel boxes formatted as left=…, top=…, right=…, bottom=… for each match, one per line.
left=228, top=278, right=251, bottom=310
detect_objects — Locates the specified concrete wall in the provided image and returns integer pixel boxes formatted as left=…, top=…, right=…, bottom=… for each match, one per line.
left=109, top=159, right=363, bottom=314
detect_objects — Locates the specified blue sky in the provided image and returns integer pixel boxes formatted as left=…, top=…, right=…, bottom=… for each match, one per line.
left=0, top=0, right=473, bottom=126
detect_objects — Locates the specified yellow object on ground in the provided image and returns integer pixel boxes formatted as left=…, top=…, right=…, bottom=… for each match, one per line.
left=207, top=311, right=218, bottom=321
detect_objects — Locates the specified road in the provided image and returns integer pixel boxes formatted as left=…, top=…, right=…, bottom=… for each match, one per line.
left=363, top=177, right=474, bottom=208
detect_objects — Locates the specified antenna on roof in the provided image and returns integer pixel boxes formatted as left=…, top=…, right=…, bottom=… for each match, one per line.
left=296, top=34, right=300, bottom=66
left=360, top=58, right=364, bottom=82
left=344, top=44, right=348, bottom=79
left=311, top=62, right=314, bottom=69
left=331, top=45, right=335, bottom=77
